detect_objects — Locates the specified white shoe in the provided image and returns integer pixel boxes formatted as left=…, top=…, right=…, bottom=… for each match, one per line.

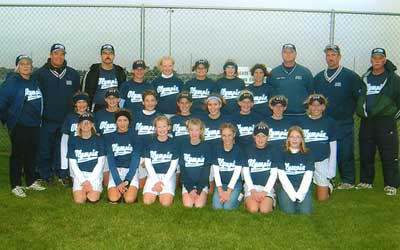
left=11, top=186, right=26, bottom=198
left=337, top=183, right=354, bottom=190
left=26, top=180, right=46, bottom=191
left=355, top=183, right=373, bottom=190
left=384, top=186, right=397, bottom=196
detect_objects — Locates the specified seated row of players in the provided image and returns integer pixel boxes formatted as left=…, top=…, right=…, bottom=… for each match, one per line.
left=64, top=85, right=335, bottom=214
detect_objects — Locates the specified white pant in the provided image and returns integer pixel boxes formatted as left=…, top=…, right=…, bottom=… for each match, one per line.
left=244, top=184, right=275, bottom=199
left=73, top=171, right=103, bottom=192
left=143, top=173, right=176, bottom=196
left=108, top=168, right=139, bottom=189
left=313, top=158, right=329, bottom=186
left=182, top=185, right=208, bottom=195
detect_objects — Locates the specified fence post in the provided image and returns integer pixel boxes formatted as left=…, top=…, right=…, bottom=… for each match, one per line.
left=168, top=8, right=174, bottom=56
left=329, top=9, right=336, bottom=44
left=140, top=5, right=145, bottom=60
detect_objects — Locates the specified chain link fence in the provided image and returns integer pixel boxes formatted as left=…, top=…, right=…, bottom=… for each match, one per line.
left=0, top=4, right=399, bottom=152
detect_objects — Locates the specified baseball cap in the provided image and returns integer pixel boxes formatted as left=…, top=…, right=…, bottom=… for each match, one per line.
left=371, top=48, right=386, bottom=57
left=324, top=44, right=341, bottom=55
left=282, top=43, right=296, bottom=52
left=15, top=55, right=32, bottom=66
left=223, top=61, right=238, bottom=72
left=177, top=91, right=193, bottom=102
left=78, top=112, right=94, bottom=123
left=50, top=43, right=66, bottom=53
left=193, top=59, right=210, bottom=71
left=132, top=59, right=146, bottom=69
left=105, top=88, right=120, bottom=98
left=270, top=95, right=288, bottom=106
left=114, top=109, right=132, bottom=123
left=101, top=44, right=115, bottom=54
left=307, top=94, right=327, bottom=105
left=253, top=123, right=269, bottom=136
left=238, top=91, right=254, bottom=102
left=73, top=92, right=89, bottom=103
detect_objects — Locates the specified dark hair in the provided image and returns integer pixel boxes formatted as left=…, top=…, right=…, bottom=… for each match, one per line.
left=250, top=63, right=269, bottom=76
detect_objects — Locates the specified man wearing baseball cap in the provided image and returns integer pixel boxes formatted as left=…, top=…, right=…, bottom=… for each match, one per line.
left=355, top=48, right=400, bottom=195
left=82, top=44, right=126, bottom=112
left=119, top=59, right=154, bottom=114
left=269, top=43, right=314, bottom=115
left=314, top=44, right=362, bottom=190
left=34, top=43, right=80, bottom=186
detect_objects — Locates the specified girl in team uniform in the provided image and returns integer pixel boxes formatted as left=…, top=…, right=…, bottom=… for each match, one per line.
left=231, top=90, right=263, bottom=150
left=243, top=122, right=277, bottom=213
left=151, top=56, right=183, bottom=118
left=94, top=88, right=120, bottom=186
left=212, top=123, right=245, bottom=210
left=67, top=112, right=105, bottom=203
left=300, top=94, right=337, bottom=200
left=105, top=109, right=142, bottom=204
left=60, top=91, right=89, bottom=186
left=142, top=115, right=179, bottom=206
left=132, top=89, right=162, bottom=188
left=179, top=119, right=211, bottom=208
left=276, top=126, right=315, bottom=214
left=216, top=60, right=245, bottom=115
left=246, top=64, right=273, bottom=117
left=182, top=59, right=216, bottom=115
left=119, top=59, right=154, bottom=114
left=264, top=95, right=294, bottom=149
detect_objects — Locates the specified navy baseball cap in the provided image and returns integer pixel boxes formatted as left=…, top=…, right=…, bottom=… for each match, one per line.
left=282, top=43, right=296, bottom=52
left=105, top=88, right=120, bottom=98
left=308, top=94, right=327, bottom=105
left=223, top=61, right=238, bottom=72
left=193, top=59, right=210, bottom=70
left=15, top=55, right=32, bottom=66
left=78, top=112, right=94, bottom=123
left=238, top=91, right=254, bottom=102
left=176, top=91, right=193, bottom=102
left=50, top=43, right=66, bottom=53
left=132, top=59, right=146, bottom=69
left=324, top=44, right=341, bottom=55
left=73, top=93, right=89, bottom=103
left=114, top=109, right=132, bottom=123
left=101, top=44, right=114, bottom=54
left=253, top=123, right=269, bottom=136
left=270, top=95, right=288, bottom=106
left=371, top=48, right=386, bottom=57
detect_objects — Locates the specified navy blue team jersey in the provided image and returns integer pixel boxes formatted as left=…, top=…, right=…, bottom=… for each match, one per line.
left=104, top=128, right=142, bottom=184
left=216, top=77, right=245, bottom=114
left=93, top=67, right=118, bottom=106
left=94, top=109, right=117, bottom=135
left=297, top=114, right=337, bottom=162
left=202, top=114, right=232, bottom=144
left=212, top=143, right=245, bottom=186
left=61, top=112, right=80, bottom=136
left=246, top=83, right=273, bottom=117
left=182, top=78, right=216, bottom=114
left=231, top=112, right=263, bottom=149
left=245, top=144, right=277, bottom=186
left=178, top=140, right=211, bottom=192
left=276, top=149, right=314, bottom=190
left=152, top=75, right=183, bottom=114
left=144, top=137, right=179, bottom=174
left=67, top=134, right=106, bottom=172
left=119, top=79, right=154, bottom=114
left=264, top=116, right=295, bottom=149
left=132, top=110, right=161, bottom=146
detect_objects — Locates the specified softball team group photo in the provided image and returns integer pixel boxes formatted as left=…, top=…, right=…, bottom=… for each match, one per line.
left=1, top=41, right=399, bottom=215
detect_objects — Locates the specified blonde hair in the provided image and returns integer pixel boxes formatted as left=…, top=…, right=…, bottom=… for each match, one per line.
left=284, top=126, right=309, bottom=154
left=303, top=93, right=329, bottom=106
left=76, top=121, right=96, bottom=138
left=152, top=115, right=171, bottom=136
left=157, top=56, right=175, bottom=70
left=15, top=60, right=33, bottom=74
left=73, top=91, right=89, bottom=112
left=185, top=118, right=205, bottom=141
left=220, top=122, right=236, bottom=137
left=142, top=89, right=158, bottom=101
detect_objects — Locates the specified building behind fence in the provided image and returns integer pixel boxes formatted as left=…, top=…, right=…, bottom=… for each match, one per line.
left=0, top=4, right=399, bottom=152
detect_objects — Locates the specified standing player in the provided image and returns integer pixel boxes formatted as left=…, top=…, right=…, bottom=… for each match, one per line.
left=246, top=64, right=273, bottom=117
left=212, top=123, right=245, bottom=210
left=276, top=126, right=315, bottom=214
left=300, top=94, right=337, bottom=200
left=67, top=112, right=105, bottom=203
left=355, top=48, right=400, bottom=195
left=216, top=60, right=245, bottom=115
left=119, top=59, right=154, bottom=114
left=314, top=44, right=361, bottom=190
left=82, top=44, right=126, bottom=111
left=0, top=55, right=46, bottom=197
left=35, top=43, right=80, bottom=185
left=152, top=56, right=183, bottom=118
left=269, top=43, right=314, bottom=115
left=142, top=115, right=179, bottom=206
left=182, top=59, right=216, bottom=115
left=243, top=122, right=277, bottom=213
left=105, top=109, right=142, bottom=204
left=179, top=119, right=211, bottom=208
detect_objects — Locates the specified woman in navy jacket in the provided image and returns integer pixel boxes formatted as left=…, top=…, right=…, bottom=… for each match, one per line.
left=0, top=55, right=46, bottom=197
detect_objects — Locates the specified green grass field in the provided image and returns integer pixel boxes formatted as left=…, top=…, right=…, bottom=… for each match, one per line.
left=0, top=153, right=399, bottom=250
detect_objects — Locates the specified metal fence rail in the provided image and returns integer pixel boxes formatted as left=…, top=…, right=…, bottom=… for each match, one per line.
left=0, top=4, right=399, bottom=152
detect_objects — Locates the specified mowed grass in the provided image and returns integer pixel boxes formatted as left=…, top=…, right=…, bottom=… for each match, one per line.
left=0, top=153, right=399, bottom=250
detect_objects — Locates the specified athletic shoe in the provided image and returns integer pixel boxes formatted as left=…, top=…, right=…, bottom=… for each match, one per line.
left=26, top=180, right=46, bottom=191
left=337, top=183, right=354, bottom=190
left=11, top=186, right=26, bottom=198
left=384, top=186, right=397, bottom=196
left=59, top=176, right=72, bottom=187
left=328, top=179, right=335, bottom=194
left=355, top=183, right=373, bottom=190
